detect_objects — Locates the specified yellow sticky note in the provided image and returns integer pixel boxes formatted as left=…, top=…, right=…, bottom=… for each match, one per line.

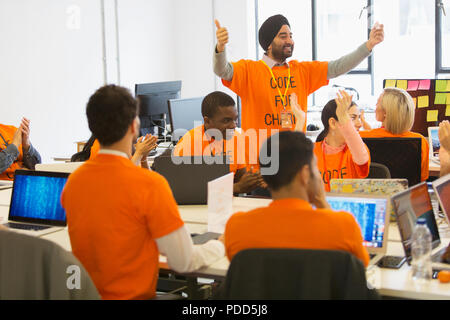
left=447, top=93, right=450, bottom=104
left=396, top=80, right=408, bottom=90
left=447, top=81, right=450, bottom=91
left=417, top=95, right=429, bottom=108
left=435, top=92, right=447, bottom=105
left=412, top=97, right=417, bottom=108
left=446, top=105, right=450, bottom=117
left=427, top=110, right=439, bottom=122
left=385, top=80, right=396, bottom=88
left=436, top=80, right=448, bottom=92
left=342, top=184, right=353, bottom=193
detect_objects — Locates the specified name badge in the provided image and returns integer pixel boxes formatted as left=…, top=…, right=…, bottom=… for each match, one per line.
left=280, top=110, right=293, bottom=128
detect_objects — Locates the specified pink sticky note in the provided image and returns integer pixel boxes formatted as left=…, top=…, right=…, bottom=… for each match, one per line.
left=407, top=80, right=419, bottom=91
left=418, top=80, right=431, bottom=90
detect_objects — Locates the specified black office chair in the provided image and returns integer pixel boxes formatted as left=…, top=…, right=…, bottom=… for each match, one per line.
left=0, top=230, right=100, bottom=300
left=367, top=162, right=391, bottom=179
left=362, top=137, right=421, bottom=186
left=214, top=248, right=379, bottom=300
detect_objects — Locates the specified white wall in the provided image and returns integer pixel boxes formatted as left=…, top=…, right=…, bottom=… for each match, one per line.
left=0, top=0, right=255, bottom=163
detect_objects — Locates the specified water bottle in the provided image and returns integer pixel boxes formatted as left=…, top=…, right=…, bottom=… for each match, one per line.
left=411, top=218, right=432, bottom=281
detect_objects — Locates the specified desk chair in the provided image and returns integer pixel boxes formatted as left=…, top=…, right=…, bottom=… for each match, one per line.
left=362, top=137, right=421, bottom=186
left=367, top=162, right=391, bottom=179
left=0, top=230, right=100, bottom=300
left=214, top=248, right=379, bottom=300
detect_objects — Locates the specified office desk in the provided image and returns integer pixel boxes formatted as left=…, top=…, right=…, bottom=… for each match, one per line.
left=1, top=189, right=449, bottom=300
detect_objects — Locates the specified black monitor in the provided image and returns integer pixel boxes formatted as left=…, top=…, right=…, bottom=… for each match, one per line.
left=168, top=97, right=204, bottom=143
left=362, top=137, right=422, bottom=187
left=135, top=81, right=182, bottom=140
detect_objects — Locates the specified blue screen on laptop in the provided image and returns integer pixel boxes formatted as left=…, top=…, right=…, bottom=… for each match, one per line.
left=326, top=196, right=387, bottom=248
left=10, top=174, right=67, bottom=222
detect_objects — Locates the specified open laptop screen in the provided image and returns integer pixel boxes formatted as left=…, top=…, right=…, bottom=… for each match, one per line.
left=9, top=171, right=68, bottom=225
left=432, top=174, right=450, bottom=224
left=391, top=182, right=440, bottom=260
left=326, top=195, right=388, bottom=248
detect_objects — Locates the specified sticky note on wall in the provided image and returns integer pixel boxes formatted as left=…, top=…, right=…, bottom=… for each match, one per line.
left=396, top=80, right=408, bottom=90
left=418, top=80, right=431, bottom=90
left=427, top=110, right=438, bottom=122
left=412, top=97, right=417, bottom=108
left=436, top=80, right=448, bottom=92
left=435, top=92, right=447, bottom=105
left=446, top=105, right=450, bottom=117
left=447, top=81, right=450, bottom=91
left=407, top=80, right=419, bottom=91
left=417, top=96, right=429, bottom=108
left=385, top=80, right=396, bottom=88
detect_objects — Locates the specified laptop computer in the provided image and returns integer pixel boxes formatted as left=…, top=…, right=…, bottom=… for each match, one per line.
left=2, top=170, right=69, bottom=236
left=391, top=182, right=450, bottom=270
left=428, top=126, right=440, bottom=164
left=152, top=155, right=230, bottom=205
left=325, top=193, right=391, bottom=266
left=432, top=174, right=450, bottom=226
left=330, top=178, right=408, bottom=222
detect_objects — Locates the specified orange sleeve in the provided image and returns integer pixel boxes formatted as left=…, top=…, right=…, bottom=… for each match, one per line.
left=302, top=61, right=329, bottom=95
left=145, top=174, right=184, bottom=239
left=421, top=136, right=429, bottom=181
left=221, top=60, right=249, bottom=96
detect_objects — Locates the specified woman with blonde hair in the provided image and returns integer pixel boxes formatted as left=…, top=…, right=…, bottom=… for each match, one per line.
left=359, top=87, right=429, bottom=181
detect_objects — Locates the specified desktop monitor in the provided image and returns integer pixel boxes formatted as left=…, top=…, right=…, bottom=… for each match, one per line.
left=168, top=97, right=204, bottom=143
left=135, top=81, right=182, bottom=140
left=391, top=182, right=441, bottom=262
left=428, top=126, right=440, bottom=158
left=362, top=137, right=422, bottom=187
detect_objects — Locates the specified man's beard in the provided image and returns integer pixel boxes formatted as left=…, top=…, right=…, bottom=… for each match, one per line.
left=271, top=44, right=294, bottom=62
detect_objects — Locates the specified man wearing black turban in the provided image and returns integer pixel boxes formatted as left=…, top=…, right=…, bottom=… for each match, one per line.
left=213, top=15, right=384, bottom=137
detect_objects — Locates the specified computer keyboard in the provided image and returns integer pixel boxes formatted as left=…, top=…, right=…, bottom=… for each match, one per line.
left=4, top=222, right=50, bottom=231
left=377, top=255, right=406, bottom=269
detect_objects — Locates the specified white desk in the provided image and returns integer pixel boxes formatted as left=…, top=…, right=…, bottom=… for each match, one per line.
left=1, top=189, right=449, bottom=300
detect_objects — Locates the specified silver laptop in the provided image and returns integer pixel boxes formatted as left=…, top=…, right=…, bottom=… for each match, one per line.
left=325, top=193, right=391, bottom=266
left=391, top=182, right=449, bottom=270
left=2, top=170, right=69, bottom=237
left=330, top=178, right=408, bottom=222
left=432, top=174, right=450, bottom=226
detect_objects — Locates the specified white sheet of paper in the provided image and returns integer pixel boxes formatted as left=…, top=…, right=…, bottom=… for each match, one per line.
left=207, top=172, right=234, bottom=233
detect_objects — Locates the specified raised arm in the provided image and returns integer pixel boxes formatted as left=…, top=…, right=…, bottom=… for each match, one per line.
left=213, top=19, right=234, bottom=81
left=327, top=23, right=384, bottom=79
left=0, top=123, right=22, bottom=173
left=335, top=91, right=369, bottom=165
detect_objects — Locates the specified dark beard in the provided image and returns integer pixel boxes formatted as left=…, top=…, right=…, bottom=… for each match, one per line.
left=271, top=45, right=294, bottom=62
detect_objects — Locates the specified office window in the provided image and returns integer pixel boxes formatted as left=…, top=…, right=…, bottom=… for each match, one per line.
left=372, top=0, right=435, bottom=94
left=437, top=0, right=450, bottom=73
left=314, top=0, right=370, bottom=73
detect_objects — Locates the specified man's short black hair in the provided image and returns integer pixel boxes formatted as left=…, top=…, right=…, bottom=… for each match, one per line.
left=86, top=85, right=139, bottom=146
left=260, top=131, right=314, bottom=191
left=201, top=91, right=236, bottom=118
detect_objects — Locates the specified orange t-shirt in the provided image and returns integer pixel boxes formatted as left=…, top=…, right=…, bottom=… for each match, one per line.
left=0, top=124, right=25, bottom=180
left=314, top=141, right=371, bottom=192
left=61, top=154, right=184, bottom=300
left=224, top=198, right=369, bottom=267
left=222, top=59, right=329, bottom=133
left=173, top=125, right=258, bottom=172
left=359, top=128, right=429, bottom=181
left=89, top=139, right=100, bottom=160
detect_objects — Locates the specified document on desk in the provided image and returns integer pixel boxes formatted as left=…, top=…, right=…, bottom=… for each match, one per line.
left=207, top=172, right=234, bottom=234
